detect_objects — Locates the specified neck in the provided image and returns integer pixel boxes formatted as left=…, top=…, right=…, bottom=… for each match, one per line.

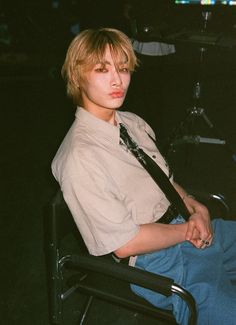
left=84, top=106, right=117, bottom=125
left=107, top=112, right=117, bottom=126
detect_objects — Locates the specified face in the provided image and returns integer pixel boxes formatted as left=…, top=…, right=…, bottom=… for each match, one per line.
left=80, top=46, right=131, bottom=121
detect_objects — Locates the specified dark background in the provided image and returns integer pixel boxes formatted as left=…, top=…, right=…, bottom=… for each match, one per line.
left=1, top=1, right=236, bottom=324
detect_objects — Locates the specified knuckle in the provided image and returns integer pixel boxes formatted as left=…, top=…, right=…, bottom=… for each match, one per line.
left=188, top=219, right=195, bottom=226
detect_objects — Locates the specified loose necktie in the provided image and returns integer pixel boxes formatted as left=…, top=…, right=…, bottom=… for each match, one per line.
left=119, top=123, right=190, bottom=220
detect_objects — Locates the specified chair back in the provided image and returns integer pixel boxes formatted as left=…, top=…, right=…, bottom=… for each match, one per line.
left=45, top=189, right=87, bottom=253
left=44, top=190, right=87, bottom=324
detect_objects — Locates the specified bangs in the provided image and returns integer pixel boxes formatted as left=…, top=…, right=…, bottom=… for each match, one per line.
left=79, top=29, right=136, bottom=72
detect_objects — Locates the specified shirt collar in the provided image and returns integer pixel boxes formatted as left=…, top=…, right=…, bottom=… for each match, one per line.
left=75, top=106, right=122, bottom=144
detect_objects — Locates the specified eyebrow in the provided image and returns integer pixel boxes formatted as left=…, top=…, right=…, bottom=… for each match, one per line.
left=96, top=60, right=128, bottom=66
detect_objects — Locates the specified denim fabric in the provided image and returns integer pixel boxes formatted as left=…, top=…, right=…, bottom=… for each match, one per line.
left=131, top=217, right=236, bottom=325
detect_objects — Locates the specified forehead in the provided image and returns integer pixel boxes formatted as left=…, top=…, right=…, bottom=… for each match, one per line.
left=81, top=44, right=130, bottom=76
left=96, top=45, right=128, bottom=65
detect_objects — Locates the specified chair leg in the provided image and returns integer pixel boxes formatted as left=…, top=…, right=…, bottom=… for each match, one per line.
left=78, top=296, right=94, bottom=325
left=48, top=247, right=63, bottom=324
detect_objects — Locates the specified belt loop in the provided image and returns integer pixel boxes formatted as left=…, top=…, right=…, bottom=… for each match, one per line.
left=111, top=253, right=130, bottom=265
left=111, top=253, right=122, bottom=263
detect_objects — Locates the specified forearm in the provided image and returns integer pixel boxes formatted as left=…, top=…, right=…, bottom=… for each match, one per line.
left=115, top=183, right=213, bottom=258
left=173, top=182, right=188, bottom=199
left=173, top=182, right=206, bottom=214
left=114, top=222, right=188, bottom=258
left=173, top=182, right=194, bottom=207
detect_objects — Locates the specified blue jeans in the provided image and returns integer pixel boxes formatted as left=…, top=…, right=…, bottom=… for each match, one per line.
left=131, top=217, right=236, bottom=325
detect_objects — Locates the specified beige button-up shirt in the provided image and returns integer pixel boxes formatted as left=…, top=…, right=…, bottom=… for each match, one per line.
left=52, top=107, right=171, bottom=256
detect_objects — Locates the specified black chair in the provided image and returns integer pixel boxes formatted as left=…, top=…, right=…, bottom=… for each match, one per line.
left=44, top=189, right=229, bottom=325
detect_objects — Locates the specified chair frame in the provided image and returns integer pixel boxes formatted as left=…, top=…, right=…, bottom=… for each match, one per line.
left=44, top=190, right=197, bottom=325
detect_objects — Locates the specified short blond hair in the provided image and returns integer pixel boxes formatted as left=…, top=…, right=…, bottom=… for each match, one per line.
left=62, top=28, right=138, bottom=105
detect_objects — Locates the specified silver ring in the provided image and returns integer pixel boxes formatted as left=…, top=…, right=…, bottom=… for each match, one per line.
left=201, top=239, right=210, bottom=246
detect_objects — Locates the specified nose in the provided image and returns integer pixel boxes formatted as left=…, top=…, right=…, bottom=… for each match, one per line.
left=111, top=69, right=122, bottom=87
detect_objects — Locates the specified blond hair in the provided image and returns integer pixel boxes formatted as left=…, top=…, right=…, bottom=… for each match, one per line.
left=62, top=28, right=138, bottom=105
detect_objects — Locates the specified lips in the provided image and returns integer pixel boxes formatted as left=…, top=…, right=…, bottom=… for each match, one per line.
left=110, top=91, right=124, bottom=98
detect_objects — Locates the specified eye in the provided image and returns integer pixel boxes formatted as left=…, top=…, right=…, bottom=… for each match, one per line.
left=119, top=65, right=130, bottom=73
left=94, top=63, right=108, bottom=73
left=95, top=67, right=108, bottom=73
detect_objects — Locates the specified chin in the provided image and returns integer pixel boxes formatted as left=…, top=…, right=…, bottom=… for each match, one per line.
left=111, top=99, right=125, bottom=109
left=110, top=105, right=122, bottom=111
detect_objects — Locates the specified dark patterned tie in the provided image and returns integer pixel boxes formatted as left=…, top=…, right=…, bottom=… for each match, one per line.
left=119, top=123, right=190, bottom=220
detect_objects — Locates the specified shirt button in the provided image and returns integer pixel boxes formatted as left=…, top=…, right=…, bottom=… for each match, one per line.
left=152, top=155, right=156, bottom=159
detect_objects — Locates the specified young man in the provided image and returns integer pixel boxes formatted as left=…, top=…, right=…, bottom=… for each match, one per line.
left=52, top=28, right=236, bottom=325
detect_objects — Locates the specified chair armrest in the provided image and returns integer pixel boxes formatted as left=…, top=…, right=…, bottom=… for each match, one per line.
left=71, top=254, right=173, bottom=296
left=69, top=254, right=197, bottom=325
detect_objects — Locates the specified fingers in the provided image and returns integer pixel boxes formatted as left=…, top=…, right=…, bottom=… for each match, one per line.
left=197, top=218, right=212, bottom=239
left=198, top=222, right=213, bottom=248
left=199, top=235, right=213, bottom=249
left=188, top=236, right=213, bottom=249
left=201, top=239, right=210, bottom=246
left=185, top=219, right=196, bottom=241
left=185, top=214, right=213, bottom=249
left=185, top=222, right=201, bottom=248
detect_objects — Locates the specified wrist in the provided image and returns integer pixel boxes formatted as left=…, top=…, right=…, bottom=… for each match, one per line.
left=172, top=222, right=189, bottom=243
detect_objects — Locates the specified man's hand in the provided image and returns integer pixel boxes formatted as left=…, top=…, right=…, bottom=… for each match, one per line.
left=173, top=182, right=213, bottom=249
left=185, top=199, right=213, bottom=249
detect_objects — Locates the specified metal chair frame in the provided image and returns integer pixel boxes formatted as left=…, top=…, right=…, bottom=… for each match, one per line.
left=44, top=189, right=228, bottom=325
left=44, top=190, right=229, bottom=325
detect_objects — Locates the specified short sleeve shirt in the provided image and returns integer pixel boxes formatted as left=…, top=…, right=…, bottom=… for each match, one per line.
left=51, top=107, right=171, bottom=256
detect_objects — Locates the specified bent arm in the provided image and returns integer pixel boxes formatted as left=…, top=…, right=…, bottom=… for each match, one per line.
left=114, top=222, right=189, bottom=258
left=115, top=182, right=214, bottom=258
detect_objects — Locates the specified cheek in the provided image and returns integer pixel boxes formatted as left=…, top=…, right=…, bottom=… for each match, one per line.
left=124, top=75, right=131, bottom=89
left=121, top=74, right=131, bottom=88
left=81, top=78, right=100, bottom=96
